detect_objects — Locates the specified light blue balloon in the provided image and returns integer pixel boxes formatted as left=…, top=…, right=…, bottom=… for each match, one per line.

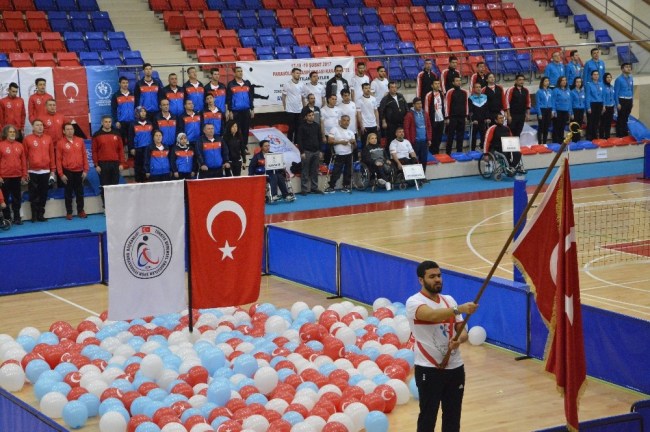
left=180, top=408, right=202, bottom=423
left=297, top=309, right=316, bottom=322
left=256, top=303, right=276, bottom=315
left=135, top=421, right=161, bottom=432
left=37, top=370, right=63, bottom=383
left=296, top=382, right=318, bottom=393
left=143, top=401, right=164, bottom=418
left=306, top=341, right=324, bottom=351
left=53, top=362, right=77, bottom=377
left=318, top=363, right=337, bottom=377
left=111, top=378, right=135, bottom=393
left=345, top=344, right=362, bottom=354
left=348, top=375, right=366, bottom=386
left=130, top=396, right=151, bottom=416
left=365, top=411, right=389, bottom=432
left=200, top=402, right=218, bottom=418
left=163, top=393, right=188, bottom=406
left=147, top=388, right=167, bottom=401
left=354, top=328, right=368, bottom=337
left=211, top=416, right=230, bottom=430
left=372, top=374, right=390, bottom=385
left=207, top=378, right=231, bottom=406
left=201, top=349, right=225, bottom=375
left=25, top=359, right=51, bottom=383
left=282, top=411, right=304, bottom=426
left=377, top=325, right=395, bottom=336
left=215, top=332, right=233, bottom=344
left=16, top=335, right=36, bottom=353
left=62, top=400, right=88, bottom=429
left=235, top=377, right=255, bottom=390
left=33, top=379, right=56, bottom=401
left=232, top=354, right=258, bottom=377
left=81, top=345, right=100, bottom=358
left=284, top=341, right=298, bottom=352
left=269, top=356, right=286, bottom=368
left=366, top=317, right=380, bottom=326
left=246, top=393, right=268, bottom=405
left=409, top=376, right=419, bottom=399
left=277, top=368, right=295, bottom=382
left=37, top=332, right=59, bottom=345
left=394, top=349, right=415, bottom=368
left=362, top=347, right=380, bottom=361
left=98, top=398, right=124, bottom=417
left=213, top=368, right=233, bottom=379
left=78, top=393, right=100, bottom=417
left=50, top=382, right=72, bottom=397
left=127, top=336, right=145, bottom=351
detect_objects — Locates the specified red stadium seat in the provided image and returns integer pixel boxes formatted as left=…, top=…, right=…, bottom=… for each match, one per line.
left=331, top=32, right=349, bottom=45
left=378, top=7, right=396, bottom=25
left=430, top=27, right=446, bottom=40
left=26, top=11, right=49, bottom=32
left=149, top=0, right=170, bottom=12
left=163, top=11, right=186, bottom=33
left=294, top=10, right=312, bottom=27
left=197, top=48, right=216, bottom=69
left=200, top=29, right=222, bottom=49
left=262, top=0, right=280, bottom=7
left=279, top=0, right=296, bottom=7
left=203, top=11, right=224, bottom=30
left=237, top=47, right=255, bottom=60
left=0, top=22, right=5, bottom=32
left=277, top=14, right=296, bottom=28
left=41, top=31, right=67, bottom=52
left=169, top=0, right=189, bottom=10
left=330, top=45, right=346, bottom=56
left=57, top=51, right=80, bottom=66
left=219, top=29, right=240, bottom=48
left=295, top=0, right=312, bottom=8
left=415, top=40, right=432, bottom=53
left=312, top=10, right=330, bottom=27
left=398, top=29, right=416, bottom=42
left=17, top=31, right=42, bottom=52
left=3, top=11, right=28, bottom=32
left=0, top=0, right=13, bottom=8
left=526, top=34, right=542, bottom=46
left=12, top=0, right=36, bottom=10
left=0, top=32, right=19, bottom=52
left=310, top=45, right=327, bottom=57
left=33, top=52, right=56, bottom=66
left=346, top=43, right=364, bottom=56
left=183, top=11, right=204, bottom=30
left=188, top=0, right=206, bottom=9
left=180, top=29, right=202, bottom=51
left=411, top=6, right=428, bottom=24
left=9, top=52, right=32, bottom=66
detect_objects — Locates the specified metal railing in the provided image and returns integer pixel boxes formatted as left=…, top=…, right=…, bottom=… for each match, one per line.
left=586, top=0, right=650, bottom=40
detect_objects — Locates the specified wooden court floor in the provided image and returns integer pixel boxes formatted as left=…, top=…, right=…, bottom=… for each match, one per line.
left=1, top=179, right=649, bottom=431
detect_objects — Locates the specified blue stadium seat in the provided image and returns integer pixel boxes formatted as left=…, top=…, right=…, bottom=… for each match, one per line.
left=573, top=14, right=593, bottom=37
left=259, top=35, right=277, bottom=47
left=329, top=11, right=347, bottom=27
left=348, top=32, right=365, bottom=44
left=226, top=0, right=244, bottom=8
left=293, top=45, right=311, bottom=59
left=462, top=27, right=479, bottom=39
left=255, top=46, right=274, bottom=60
left=361, top=8, right=380, bottom=25
left=222, top=11, right=241, bottom=30
left=517, top=53, right=533, bottom=71
left=479, top=37, right=496, bottom=50
left=207, top=0, right=225, bottom=8
left=244, top=0, right=261, bottom=8
left=458, top=9, right=475, bottom=22
left=427, top=11, right=444, bottom=23
left=101, top=51, right=123, bottom=65
left=56, top=0, right=77, bottom=10
left=594, top=29, right=614, bottom=51
left=443, top=11, right=459, bottom=21
left=64, top=31, right=88, bottom=51
left=277, top=33, right=295, bottom=46
left=239, top=28, right=256, bottom=37
left=313, top=0, right=330, bottom=8
left=86, top=31, right=109, bottom=51
left=257, top=28, right=274, bottom=37
left=464, top=37, right=480, bottom=51
left=35, top=0, right=57, bottom=10
left=123, top=50, right=144, bottom=66
left=240, top=36, right=258, bottom=48
left=554, top=0, right=573, bottom=22
left=80, top=51, right=102, bottom=65
left=77, top=0, right=99, bottom=11
left=331, top=0, right=346, bottom=7
left=259, top=11, right=277, bottom=27
left=48, top=11, right=72, bottom=32
left=478, top=26, right=495, bottom=39
left=275, top=46, right=293, bottom=59
left=388, top=65, right=405, bottom=81
left=0, top=53, right=9, bottom=67
left=398, top=41, right=415, bottom=54
left=70, top=12, right=93, bottom=31
left=240, top=10, right=259, bottom=28
left=108, top=32, right=130, bottom=51
left=616, top=45, right=638, bottom=64
left=382, top=42, right=399, bottom=55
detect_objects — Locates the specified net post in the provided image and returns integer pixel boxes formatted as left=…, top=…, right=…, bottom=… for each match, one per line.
left=513, top=174, right=528, bottom=283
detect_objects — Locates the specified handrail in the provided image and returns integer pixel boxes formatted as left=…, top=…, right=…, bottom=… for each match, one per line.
left=585, top=0, right=650, bottom=39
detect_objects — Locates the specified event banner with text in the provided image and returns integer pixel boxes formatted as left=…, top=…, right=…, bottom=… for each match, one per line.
left=236, top=57, right=355, bottom=109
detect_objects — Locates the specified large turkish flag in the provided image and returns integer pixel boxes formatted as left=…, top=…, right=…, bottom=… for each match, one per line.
left=186, top=176, right=266, bottom=308
left=53, top=67, right=90, bottom=137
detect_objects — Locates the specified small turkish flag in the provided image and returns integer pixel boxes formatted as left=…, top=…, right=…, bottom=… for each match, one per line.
left=186, top=177, right=266, bottom=308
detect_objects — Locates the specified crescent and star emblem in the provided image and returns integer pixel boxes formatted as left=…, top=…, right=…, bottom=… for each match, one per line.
left=205, top=200, right=247, bottom=261
left=63, top=82, right=80, bottom=103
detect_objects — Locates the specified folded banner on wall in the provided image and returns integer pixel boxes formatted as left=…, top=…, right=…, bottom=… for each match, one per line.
left=16, top=67, right=54, bottom=135
left=86, top=66, right=118, bottom=135
left=53, top=67, right=90, bottom=137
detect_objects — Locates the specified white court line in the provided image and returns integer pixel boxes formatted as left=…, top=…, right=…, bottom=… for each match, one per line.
left=466, top=210, right=514, bottom=274
left=582, top=294, right=650, bottom=316
left=583, top=255, right=650, bottom=294
left=41, top=290, right=100, bottom=317
left=582, top=276, right=650, bottom=292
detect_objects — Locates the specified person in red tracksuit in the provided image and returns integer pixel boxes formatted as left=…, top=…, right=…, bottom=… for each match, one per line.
left=0, top=82, right=26, bottom=141
left=28, top=78, right=54, bottom=126
left=24, top=119, right=56, bottom=222
left=0, top=125, right=28, bottom=224
left=92, top=115, right=125, bottom=206
left=42, top=99, right=65, bottom=144
left=57, top=123, right=89, bottom=220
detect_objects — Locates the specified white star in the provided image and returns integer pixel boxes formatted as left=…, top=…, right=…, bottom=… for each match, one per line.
left=218, top=240, right=236, bottom=260
left=565, top=294, right=574, bottom=325
left=68, top=97, right=75, bottom=103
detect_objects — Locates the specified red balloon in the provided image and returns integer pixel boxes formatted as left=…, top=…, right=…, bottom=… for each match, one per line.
left=21, top=352, right=45, bottom=369
left=286, top=403, right=309, bottom=418
left=225, top=398, right=247, bottom=413
left=99, top=311, right=108, bottom=321
left=330, top=378, right=349, bottom=392
left=121, top=391, right=141, bottom=411
left=341, top=312, right=363, bottom=326
left=248, top=403, right=265, bottom=415
left=383, top=364, right=407, bottom=381
left=153, top=407, right=178, bottom=425
left=238, top=384, right=259, bottom=399
left=322, top=421, right=349, bottom=432
left=91, top=358, right=107, bottom=371
left=262, top=409, right=281, bottom=423
left=126, top=414, right=150, bottom=432
left=373, top=307, right=394, bottom=320
left=380, top=333, right=401, bottom=348
left=273, top=337, right=290, bottom=347
left=82, top=337, right=101, bottom=347
left=171, top=401, right=192, bottom=417
left=271, top=347, right=291, bottom=358
left=391, top=358, right=411, bottom=374
left=208, top=407, right=233, bottom=423
left=299, top=323, right=323, bottom=342
left=284, top=374, right=303, bottom=389
left=156, top=415, right=181, bottom=428
left=361, top=392, right=386, bottom=413
left=49, top=320, right=73, bottom=336
left=186, top=365, right=209, bottom=386
left=232, top=406, right=254, bottom=421
left=375, top=354, right=394, bottom=371
left=184, top=414, right=208, bottom=430
left=76, top=320, right=99, bottom=333
left=226, top=338, right=243, bottom=349
left=329, top=369, right=350, bottom=382
left=322, top=336, right=345, bottom=360
left=217, top=420, right=242, bottom=432
left=253, top=352, right=272, bottom=362
left=69, top=355, right=91, bottom=369
left=100, top=387, right=124, bottom=402
left=170, top=382, right=193, bottom=399
left=310, top=406, right=331, bottom=420
left=138, top=382, right=159, bottom=396
left=314, top=398, right=337, bottom=416
left=374, top=384, right=397, bottom=413
left=268, top=420, right=291, bottom=432
left=67, top=386, right=88, bottom=401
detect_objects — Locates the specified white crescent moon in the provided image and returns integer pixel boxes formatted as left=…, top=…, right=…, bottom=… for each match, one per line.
left=62, top=82, right=79, bottom=97
left=205, top=200, right=247, bottom=243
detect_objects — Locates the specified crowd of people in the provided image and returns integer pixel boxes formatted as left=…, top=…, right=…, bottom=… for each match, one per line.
left=0, top=50, right=636, bottom=218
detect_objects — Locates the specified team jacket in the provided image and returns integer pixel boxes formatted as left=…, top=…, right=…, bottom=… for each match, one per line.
left=226, top=79, right=255, bottom=111
left=403, top=109, right=432, bottom=143
left=134, top=78, right=163, bottom=113
left=602, top=85, right=615, bottom=107
left=470, top=72, right=488, bottom=89
left=416, top=70, right=437, bottom=100
left=613, top=74, right=634, bottom=103
left=92, top=128, right=125, bottom=164
left=56, top=136, right=89, bottom=175
left=23, top=133, right=55, bottom=172
left=379, top=93, right=408, bottom=125
left=544, top=62, right=565, bottom=87
left=585, top=81, right=604, bottom=106
left=583, top=59, right=606, bottom=83
left=129, top=120, right=154, bottom=150
left=536, top=88, right=553, bottom=110
left=469, top=93, right=489, bottom=122
left=505, top=86, right=531, bottom=113
left=484, top=124, right=512, bottom=153
left=0, top=140, right=27, bottom=178
left=248, top=151, right=267, bottom=175
left=424, top=90, right=445, bottom=123
left=445, top=86, right=469, bottom=118
left=144, top=143, right=171, bottom=176
left=158, top=85, right=185, bottom=117
left=552, top=88, right=573, bottom=115
left=0, top=96, right=26, bottom=131
left=169, top=143, right=196, bottom=174
left=111, top=91, right=135, bottom=123
left=197, top=136, right=229, bottom=169
left=483, top=84, right=506, bottom=114
left=205, top=82, right=227, bottom=113
left=177, top=111, right=203, bottom=143
left=566, top=62, right=583, bottom=88
left=202, top=107, right=223, bottom=136
left=28, top=93, right=53, bottom=125
left=184, top=81, right=205, bottom=112
left=42, top=112, right=65, bottom=143
left=571, top=88, right=586, bottom=110
left=154, top=112, right=178, bottom=146
left=441, top=67, right=460, bottom=93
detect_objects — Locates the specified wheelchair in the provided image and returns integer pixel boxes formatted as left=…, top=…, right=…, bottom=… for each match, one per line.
left=264, top=169, right=296, bottom=204
left=478, top=150, right=524, bottom=181
left=0, top=214, right=11, bottom=231
left=352, top=161, right=395, bottom=192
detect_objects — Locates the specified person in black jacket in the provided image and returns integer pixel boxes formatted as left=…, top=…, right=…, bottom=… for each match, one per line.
left=249, top=140, right=295, bottom=202
left=296, top=110, right=323, bottom=195
left=379, top=82, right=408, bottom=156
left=361, top=132, right=392, bottom=190
left=484, top=113, right=524, bottom=174
left=444, top=76, right=469, bottom=153
left=325, top=64, right=350, bottom=103
left=222, top=120, right=246, bottom=177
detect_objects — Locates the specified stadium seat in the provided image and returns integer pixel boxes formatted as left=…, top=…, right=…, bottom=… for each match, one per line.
left=70, top=12, right=94, bottom=31
left=203, top=11, right=224, bottom=30
left=259, top=10, right=277, bottom=27
left=594, top=29, right=614, bottom=52
left=184, top=11, right=204, bottom=29
left=10, top=52, right=33, bottom=67
left=163, top=11, right=186, bottom=33
left=101, top=50, right=123, bottom=65
left=199, top=29, right=221, bottom=49
left=170, top=0, right=189, bottom=10
left=472, top=4, right=489, bottom=21
left=123, top=50, right=144, bottom=66
left=34, top=0, right=56, bottom=9
left=188, top=0, right=207, bottom=8
left=310, top=45, right=327, bottom=57
left=17, top=32, right=42, bottom=52
left=293, top=45, right=310, bottom=58
left=554, top=0, right=573, bottom=22
left=522, top=18, right=540, bottom=36
left=32, top=51, right=55, bottom=66
left=197, top=48, right=217, bottom=65
left=0, top=53, right=9, bottom=67
left=13, top=0, right=37, bottom=10
left=312, top=9, right=330, bottom=27
left=255, top=46, right=274, bottom=60
left=277, top=10, right=296, bottom=28
left=64, top=31, right=87, bottom=51
left=56, top=0, right=78, bottom=10
left=616, top=45, right=638, bottom=65
left=180, top=29, right=202, bottom=51
left=107, top=31, right=129, bottom=51
left=206, top=0, right=224, bottom=8
left=346, top=43, right=364, bottom=56
left=237, top=46, right=255, bottom=60
left=80, top=51, right=102, bottom=65
left=221, top=10, right=241, bottom=30
left=40, top=32, right=65, bottom=52
left=219, top=29, right=240, bottom=48
left=149, top=0, right=171, bottom=11
left=573, top=14, right=593, bottom=38
left=240, top=10, right=259, bottom=28
left=86, top=31, right=109, bottom=51
left=275, top=45, right=292, bottom=59
left=502, top=3, right=520, bottom=19
left=78, top=0, right=100, bottom=11
left=24, top=11, right=50, bottom=32
left=48, top=11, right=72, bottom=32
left=3, top=11, right=28, bottom=32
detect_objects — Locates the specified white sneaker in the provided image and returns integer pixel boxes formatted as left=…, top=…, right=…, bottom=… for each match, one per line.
left=377, top=178, right=386, bottom=186
left=385, top=182, right=392, bottom=191
left=271, top=195, right=282, bottom=202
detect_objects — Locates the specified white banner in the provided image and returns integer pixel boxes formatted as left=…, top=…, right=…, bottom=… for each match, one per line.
left=0, top=68, right=19, bottom=98
left=105, top=181, right=186, bottom=321
left=250, top=127, right=301, bottom=170
left=237, top=57, right=355, bottom=109
left=17, top=67, right=54, bottom=134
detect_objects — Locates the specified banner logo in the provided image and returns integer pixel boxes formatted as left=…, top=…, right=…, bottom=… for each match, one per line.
left=63, top=82, right=80, bottom=103
left=123, top=225, right=173, bottom=279
left=95, top=81, right=112, bottom=100
left=206, top=200, right=247, bottom=260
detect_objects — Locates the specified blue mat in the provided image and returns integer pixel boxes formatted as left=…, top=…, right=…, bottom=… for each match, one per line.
left=0, top=158, right=643, bottom=237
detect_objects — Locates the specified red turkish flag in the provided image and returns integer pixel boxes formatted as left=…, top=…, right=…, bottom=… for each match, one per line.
left=52, top=67, right=90, bottom=137
left=186, top=177, right=266, bottom=308
left=513, top=159, right=586, bottom=431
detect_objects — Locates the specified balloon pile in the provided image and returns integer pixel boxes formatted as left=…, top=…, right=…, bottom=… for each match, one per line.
left=0, top=298, right=422, bottom=432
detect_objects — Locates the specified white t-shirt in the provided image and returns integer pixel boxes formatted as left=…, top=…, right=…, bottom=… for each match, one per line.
left=302, top=82, right=325, bottom=108
left=350, top=74, right=370, bottom=102
left=321, top=105, right=341, bottom=136
left=371, top=78, right=389, bottom=105
left=328, top=125, right=355, bottom=155
left=356, top=95, right=378, bottom=128
left=282, top=79, right=305, bottom=113
left=389, top=138, right=415, bottom=159
left=406, top=292, right=463, bottom=369
left=338, top=101, right=357, bottom=134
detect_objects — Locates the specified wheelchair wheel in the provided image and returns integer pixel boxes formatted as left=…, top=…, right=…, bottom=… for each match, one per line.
left=0, top=218, right=11, bottom=231
left=352, top=161, right=370, bottom=191
left=478, top=153, right=496, bottom=179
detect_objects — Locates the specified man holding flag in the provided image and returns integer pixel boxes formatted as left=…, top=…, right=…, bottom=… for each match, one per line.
left=512, top=158, right=586, bottom=431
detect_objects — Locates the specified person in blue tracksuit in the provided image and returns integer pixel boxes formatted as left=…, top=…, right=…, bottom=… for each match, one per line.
left=585, top=70, right=604, bottom=140
left=133, top=63, right=163, bottom=123
left=565, top=50, right=583, bottom=90
left=551, top=76, right=573, bottom=144
left=111, top=76, right=135, bottom=149
left=176, top=99, right=203, bottom=146
left=543, top=51, right=565, bottom=89
left=583, top=47, right=606, bottom=84
left=202, top=93, right=223, bottom=137
left=535, top=76, right=553, bottom=144
left=169, top=133, right=197, bottom=180
left=183, top=66, right=205, bottom=113
left=128, top=106, right=153, bottom=182
left=154, top=99, right=177, bottom=147
left=571, top=77, right=586, bottom=142
left=600, top=72, right=615, bottom=139
left=197, top=123, right=229, bottom=179
left=158, top=73, right=185, bottom=117
left=144, top=130, right=171, bottom=182
left=614, top=63, right=634, bottom=137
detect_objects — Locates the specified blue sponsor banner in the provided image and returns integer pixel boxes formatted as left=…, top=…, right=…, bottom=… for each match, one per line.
left=86, top=66, right=118, bottom=134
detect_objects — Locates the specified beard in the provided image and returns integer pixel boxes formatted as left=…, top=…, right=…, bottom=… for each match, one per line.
left=423, top=279, right=442, bottom=295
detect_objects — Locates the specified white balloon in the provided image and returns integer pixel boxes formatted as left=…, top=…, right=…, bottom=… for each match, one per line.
left=265, top=398, right=289, bottom=414
left=291, top=302, right=310, bottom=319
left=372, top=298, right=391, bottom=311
left=2, top=347, right=26, bottom=363
left=140, top=354, right=164, bottom=379
left=79, top=364, right=102, bottom=375
left=242, top=414, right=270, bottom=432
left=333, top=358, right=354, bottom=371
left=292, top=395, right=316, bottom=411
left=189, top=394, right=208, bottom=408
left=99, top=411, right=127, bottom=432
left=215, top=343, right=234, bottom=358
left=291, top=422, right=316, bottom=432
left=339, top=301, right=355, bottom=313
left=317, top=384, right=342, bottom=397
left=343, top=401, right=369, bottom=432
left=355, top=379, right=377, bottom=394
left=139, top=341, right=161, bottom=354
left=468, top=326, right=487, bottom=346
left=40, top=392, right=68, bottom=419
left=334, top=327, right=356, bottom=347
left=100, top=337, right=121, bottom=353
left=101, top=368, right=125, bottom=384
left=311, top=355, right=333, bottom=367
left=190, top=424, right=213, bottom=432
left=80, top=371, right=102, bottom=389
left=76, top=331, right=96, bottom=344
left=265, top=316, right=289, bottom=335
left=311, top=305, right=325, bottom=319
left=327, top=303, right=346, bottom=317
left=86, top=379, right=108, bottom=397
left=157, top=369, right=180, bottom=389
left=328, top=413, right=354, bottom=432
left=0, top=363, right=25, bottom=392
left=18, top=327, right=41, bottom=340
left=115, top=331, right=134, bottom=343
left=254, top=366, right=279, bottom=395
left=304, top=416, right=327, bottom=432
left=386, top=379, right=410, bottom=405
left=236, top=342, right=255, bottom=354
left=350, top=306, right=369, bottom=319
left=161, top=423, right=188, bottom=432
left=282, top=329, right=300, bottom=344
left=113, top=345, right=136, bottom=359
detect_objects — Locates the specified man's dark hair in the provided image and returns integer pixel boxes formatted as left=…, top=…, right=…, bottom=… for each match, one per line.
left=340, top=88, right=350, bottom=96
left=620, top=62, right=631, bottom=69
left=35, top=78, right=46, bottom=85
left=119, top=76, right=129, bottom=83
left=569, top=50, right=578, bottom=57
left=590, top=47, right=599, bottom=55
left=8, top=82, right=18, bottom=89
left=417, top=260, right=440, bottom=278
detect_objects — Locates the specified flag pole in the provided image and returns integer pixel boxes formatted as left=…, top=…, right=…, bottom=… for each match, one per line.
left=439, top=122, right=580, bottom=368
left=184, top=180, right=195, bottom=334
